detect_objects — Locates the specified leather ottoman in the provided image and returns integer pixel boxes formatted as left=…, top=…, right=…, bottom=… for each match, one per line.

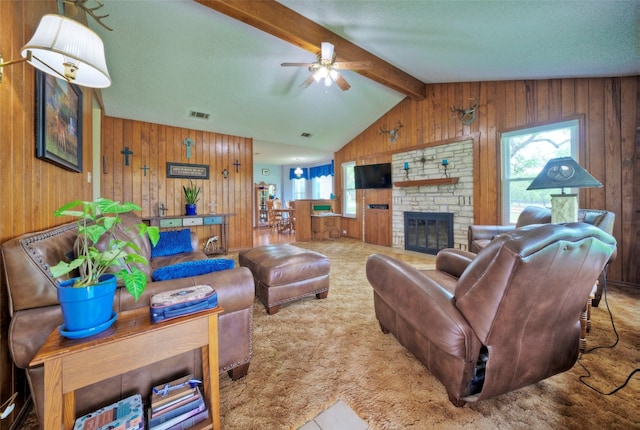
left=239, top=244, right=330, bottom=314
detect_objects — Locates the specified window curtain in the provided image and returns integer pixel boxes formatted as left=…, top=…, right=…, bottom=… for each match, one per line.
left=289, top=167, right=308, bottom=180
left=309, top=161, right=334, bottom=179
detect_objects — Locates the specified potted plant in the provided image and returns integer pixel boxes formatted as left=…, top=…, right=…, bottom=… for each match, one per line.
left=183, top=180, right=201, bottom=215
left=50, top=198, right=160, bottom=337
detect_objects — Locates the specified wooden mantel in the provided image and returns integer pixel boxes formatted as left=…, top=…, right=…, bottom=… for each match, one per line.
left=394, top=178, right=459, bottom=187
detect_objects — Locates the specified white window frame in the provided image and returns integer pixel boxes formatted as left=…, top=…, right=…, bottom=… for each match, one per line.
left=500, top=119, right=579, bottom=224
left=342, top=161, right=356, bottom=218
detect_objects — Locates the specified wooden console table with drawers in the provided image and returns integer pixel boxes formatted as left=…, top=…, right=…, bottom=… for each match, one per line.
left=29, top=306, right=223, bottom=430
left=144, top=214, right=233, bottom=255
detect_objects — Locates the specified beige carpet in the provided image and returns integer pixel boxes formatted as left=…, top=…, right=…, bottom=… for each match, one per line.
left=217, top=239, right=638, bottom=429
left=18, top=239, right=639, bottom=429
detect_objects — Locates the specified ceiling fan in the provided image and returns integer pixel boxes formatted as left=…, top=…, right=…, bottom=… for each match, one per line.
left=281, top=42, right=371, bottom=91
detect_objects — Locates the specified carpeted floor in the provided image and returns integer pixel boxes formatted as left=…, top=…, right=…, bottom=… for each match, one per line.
left=18, top=239, right=639, bottom=429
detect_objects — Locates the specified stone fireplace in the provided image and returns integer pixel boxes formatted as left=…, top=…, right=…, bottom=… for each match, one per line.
left=391, top=139, right=474, bottom=251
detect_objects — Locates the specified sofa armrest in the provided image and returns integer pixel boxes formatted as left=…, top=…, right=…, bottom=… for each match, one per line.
left=118, top=267, right=255, bottom=314
left=366, top=254, right=481, bottom=361
left=190, top=232, right=200, bottom=252
left=436, top=249, right=477, bottom=279
left=468, top=225, right=514, bottom=253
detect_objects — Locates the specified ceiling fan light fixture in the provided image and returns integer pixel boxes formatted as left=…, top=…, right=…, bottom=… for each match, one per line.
left=321, top=42, right=334, bottom=62
left=314, top=66, right=329, bottom=80
left=282, top=41, right=370, bottom=92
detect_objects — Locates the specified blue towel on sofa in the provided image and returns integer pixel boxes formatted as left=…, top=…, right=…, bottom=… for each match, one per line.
left=152, top=259, right=235, bottom=281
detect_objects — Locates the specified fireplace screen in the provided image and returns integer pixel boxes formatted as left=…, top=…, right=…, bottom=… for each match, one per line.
left=404, top=212, right=454, bottom=255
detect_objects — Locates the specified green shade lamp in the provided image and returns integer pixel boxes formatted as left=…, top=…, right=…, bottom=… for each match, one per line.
left=527, top=157, right=602, bottom=223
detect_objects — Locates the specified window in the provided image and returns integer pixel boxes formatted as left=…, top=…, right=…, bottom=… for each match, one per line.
left=312, top=175, right=333, bottom=199
left=342, top=161, right=356, bottom=218
left=292, top=178, right=306, bottom=201
left=501, top=119, right=579, bottom=224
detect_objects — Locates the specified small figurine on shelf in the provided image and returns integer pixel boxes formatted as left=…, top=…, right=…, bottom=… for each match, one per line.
left=205, top=236, right=219, bottom=254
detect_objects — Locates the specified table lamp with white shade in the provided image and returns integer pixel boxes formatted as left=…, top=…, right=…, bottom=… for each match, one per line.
left=527, top=157, right=603, bottom=223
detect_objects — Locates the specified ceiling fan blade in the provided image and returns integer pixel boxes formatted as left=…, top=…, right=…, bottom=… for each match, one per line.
left=321, top=42, right=334, bottom=62
left=281, top=62, right=314, bottom=67
left=333, top=61, right=372, bottom=70
left=300, top=74, right=315, bottom=89
left=334, top=74, right=351, bottom=91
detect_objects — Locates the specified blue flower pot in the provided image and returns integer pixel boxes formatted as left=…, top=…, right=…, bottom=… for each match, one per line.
left=185, top=204, right=197, bottom=216
left=57, top=274, right=117, bottom=335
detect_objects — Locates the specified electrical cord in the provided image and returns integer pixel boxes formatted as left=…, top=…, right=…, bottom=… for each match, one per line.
left=577, top=271, right=640, bottom=395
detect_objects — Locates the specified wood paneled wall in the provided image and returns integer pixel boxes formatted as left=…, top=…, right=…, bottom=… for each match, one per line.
left=0, top=1, right=95, bottom=426
left=101, top=117, right=254, bottom=251
left=335, top=78, right=639, bottom=287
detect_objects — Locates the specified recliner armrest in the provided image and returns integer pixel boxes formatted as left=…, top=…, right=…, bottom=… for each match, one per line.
left=366, top=254, right=481, bottom=361
left=436, top=249, right=477, bottom=279
left=467, top=225, right=514, bottom=253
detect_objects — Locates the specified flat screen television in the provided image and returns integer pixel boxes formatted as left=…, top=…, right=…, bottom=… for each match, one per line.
left=354, top=163, right=392, bottom=189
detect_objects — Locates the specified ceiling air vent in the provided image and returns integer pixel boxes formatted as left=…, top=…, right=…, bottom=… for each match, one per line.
left=189, top=110, right=210, bottom=120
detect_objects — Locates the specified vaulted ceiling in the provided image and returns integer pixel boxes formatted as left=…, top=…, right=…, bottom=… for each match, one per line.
left=86, top=0, right=638, bottom=165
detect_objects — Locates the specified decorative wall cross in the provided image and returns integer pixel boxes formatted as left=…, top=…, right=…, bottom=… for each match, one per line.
left=233, top=159, right=241, bottom=173
left=141, top=164, right=150, bottom=176
left=121, top=147, right=133, bottom=166
left=183, top=137, right=195, bottom=159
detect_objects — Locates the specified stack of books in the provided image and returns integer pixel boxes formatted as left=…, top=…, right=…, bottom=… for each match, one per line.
left=74, top=394, right=144, bottom=430
left=148, top=374, right=208, bottom=430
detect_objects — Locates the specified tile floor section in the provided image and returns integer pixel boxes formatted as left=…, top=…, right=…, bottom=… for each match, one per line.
left=298, top=399, right=369, bottom=430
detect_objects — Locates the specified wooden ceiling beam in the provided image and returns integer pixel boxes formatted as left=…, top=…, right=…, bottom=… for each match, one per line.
left=195, top=0, right=426, bottom=100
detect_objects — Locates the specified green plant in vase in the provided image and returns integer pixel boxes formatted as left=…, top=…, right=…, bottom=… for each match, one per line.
left=50, top=197, right=160, bottom=299
left=183, top=180, right=201, bottom=215
left=49, top=198, right=160, bottom=336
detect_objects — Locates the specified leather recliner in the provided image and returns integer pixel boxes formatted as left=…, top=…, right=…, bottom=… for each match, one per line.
left=468, top=206, right=616, bottom=306
left=367, top=223, right=616, bottom=406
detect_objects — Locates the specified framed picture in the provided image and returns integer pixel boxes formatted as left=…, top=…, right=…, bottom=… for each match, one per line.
left=35, top=70, right=83, bottom=172
left=166, top=162, right=210, bottom=179
left=262, top=168, right=270, bottom=176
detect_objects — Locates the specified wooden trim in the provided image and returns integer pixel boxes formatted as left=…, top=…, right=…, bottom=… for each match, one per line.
left=394, top=178, right=459, bottom=187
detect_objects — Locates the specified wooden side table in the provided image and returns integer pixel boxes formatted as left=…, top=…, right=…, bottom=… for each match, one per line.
left=29, top=306, right=223, bottom=430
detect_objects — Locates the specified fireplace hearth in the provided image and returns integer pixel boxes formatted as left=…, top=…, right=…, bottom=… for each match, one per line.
left=404, top=212, right=454, bottom=255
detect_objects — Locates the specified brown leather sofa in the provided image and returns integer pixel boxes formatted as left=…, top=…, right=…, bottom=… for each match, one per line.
left=1, top=212, right=254, bottom=427
left=468, top=206, right=615, bottom=305
left=367, top=223, right=616, bottom=406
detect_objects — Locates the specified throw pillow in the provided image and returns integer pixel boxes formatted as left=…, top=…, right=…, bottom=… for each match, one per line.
left=152, top=259, right=235, bottom=281
left=151, top=229, right=193, bottom=258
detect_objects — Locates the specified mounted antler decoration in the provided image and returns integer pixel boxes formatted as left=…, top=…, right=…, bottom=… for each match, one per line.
left=451, top=97, right=479, bottom=126
left=63, top=0, right=113, bottom=31
left=379, top=120, right=403, bottom=143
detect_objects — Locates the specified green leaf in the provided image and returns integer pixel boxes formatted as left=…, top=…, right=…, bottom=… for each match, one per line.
left=84, top=224, right=108, bottom=244
left=119, top=268, right=148, bottom=301
left=137, top=224, right=160, bottom=246
left=125, top=253, right=149, bottom=265
left=50, top=258, right=85, bottom=278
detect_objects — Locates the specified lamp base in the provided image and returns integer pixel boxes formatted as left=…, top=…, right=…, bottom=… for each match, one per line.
left=550, top=194, right=578, bottom=223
